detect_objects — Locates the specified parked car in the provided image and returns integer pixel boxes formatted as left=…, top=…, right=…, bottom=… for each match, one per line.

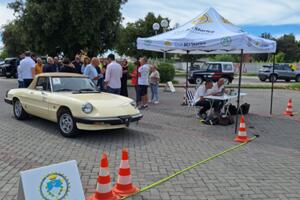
left=4, top=73, right=143, bottom=137
left=1, top=57, right=19, bottom=78
left=258, top=64, right=300, bottom=82
left=0, top=61, right=5, bottom=76
left=188, top=61, right=235, bottom=85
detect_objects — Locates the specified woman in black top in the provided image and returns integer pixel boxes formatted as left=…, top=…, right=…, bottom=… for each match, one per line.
left=120, top=59, right=128, bottom=97
left=60, top=58, right=76, bottom=73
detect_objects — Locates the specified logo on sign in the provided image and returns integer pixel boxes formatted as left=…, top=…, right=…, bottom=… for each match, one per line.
left=144, top=40, right=152, bottom=46
left=164, top=41, right=172, bottom=46
left=192, top=14, right=212, bottom=25
left=221, top=37, right=232, bottom=47
left=40, top=172, right=70, bottom=200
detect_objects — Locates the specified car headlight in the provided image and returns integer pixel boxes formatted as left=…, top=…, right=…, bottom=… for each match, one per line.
left=82, top=103, right=93, bottom=114
left=130, top=101, right=137, bottom=107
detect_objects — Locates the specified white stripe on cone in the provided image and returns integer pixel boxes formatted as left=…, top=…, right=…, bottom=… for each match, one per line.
left=120, top=160, right=130, bottom=168
left=96, top=183, right=112, bottom=193
left=240, top=123, right=245, bottom=128
left=238, top=130, right=247, bottom=137
left=117, top=175, right=132, bottom=185
left=99, top=167, right=109, bottom=176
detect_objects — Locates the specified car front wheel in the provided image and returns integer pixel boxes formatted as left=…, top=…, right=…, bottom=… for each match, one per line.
left=195, top=77, right=203, bottom=85
left=296, top=75, right=300, bottom=82
left=13, top=99, right=29, bottom=120
left=58, top=109, right=77, bottom=137
left=269, top=74, right=277, bottom=82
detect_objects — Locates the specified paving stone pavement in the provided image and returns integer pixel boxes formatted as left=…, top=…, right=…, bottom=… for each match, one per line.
left=0, top=77, right=300, bottom=200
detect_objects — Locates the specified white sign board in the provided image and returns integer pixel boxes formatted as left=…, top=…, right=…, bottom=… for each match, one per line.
left=167, top=81, right=176, bottom=93
left=18, top=160, right=85, bottom=200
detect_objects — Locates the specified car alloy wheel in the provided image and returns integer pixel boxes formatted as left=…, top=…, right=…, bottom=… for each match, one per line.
left=59, top=113, right=74, bottom=135
left=195, top=77, right=203, bottom=85
left=269, top=74, right=277, bottom=82
left=14, top=100, right=22, bottom=118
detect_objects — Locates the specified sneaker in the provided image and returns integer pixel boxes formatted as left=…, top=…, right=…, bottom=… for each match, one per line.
left=154, top=101, right=159, bottom=104
left=142, top=104, right=148, bottom=109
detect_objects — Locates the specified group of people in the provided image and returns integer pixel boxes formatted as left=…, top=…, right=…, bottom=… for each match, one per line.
left=16, top=51, right=160, bottom=109
left=193, top=79, right=226, bottom=120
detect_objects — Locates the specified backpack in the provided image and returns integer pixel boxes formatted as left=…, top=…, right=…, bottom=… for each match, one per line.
left=238, top=103, right=250, bottom=115
left=218, top=114, right=234, bottom=126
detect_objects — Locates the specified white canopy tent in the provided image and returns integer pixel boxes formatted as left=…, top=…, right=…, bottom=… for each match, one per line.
left=137, top=7, right=277, bottom=133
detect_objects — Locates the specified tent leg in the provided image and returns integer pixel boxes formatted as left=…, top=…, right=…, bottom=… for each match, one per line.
left=235, top=49, right=244, bottom=134
left=186, top=51, right=189, bottom=100
left=270, top=53, right=276, bottom=115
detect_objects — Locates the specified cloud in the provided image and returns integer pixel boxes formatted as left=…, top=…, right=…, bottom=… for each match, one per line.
left=121, top=0, right=300, bottom=26
left=0, top=3, right=14, bottom=28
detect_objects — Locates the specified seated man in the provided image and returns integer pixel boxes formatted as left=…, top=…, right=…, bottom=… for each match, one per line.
left=193, top=81, right=213, bottom=119
left=209, top=79, right=227, bottom=113
left=210, top=78, right=226, bottom=96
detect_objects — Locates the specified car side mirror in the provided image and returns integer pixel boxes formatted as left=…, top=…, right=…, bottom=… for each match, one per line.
left=36, top=86, right=43, bottom=91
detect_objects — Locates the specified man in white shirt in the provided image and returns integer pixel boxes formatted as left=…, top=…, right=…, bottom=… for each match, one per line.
left=209, top=79, right=225, bottom=96
left=19, top=51, right=35, bottom=87
left=193, top=81, right=213, bottom=119
left=138, top=57, right=150, bottom=109
left=104, top=54, right=122, bottom=94
left=84, top=57, right=100, bottom=86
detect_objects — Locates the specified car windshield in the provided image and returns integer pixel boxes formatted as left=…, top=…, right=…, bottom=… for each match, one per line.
left=51, top=77, right=97, bottom=92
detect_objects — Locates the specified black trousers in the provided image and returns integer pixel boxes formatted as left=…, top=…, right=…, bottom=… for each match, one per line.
left=195, top=99, right=223, bottom=115
left=23, top=79, right=33, bottom=88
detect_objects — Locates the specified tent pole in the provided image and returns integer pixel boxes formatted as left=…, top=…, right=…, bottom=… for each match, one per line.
left=186, top=51, right=189, bottom=99
left=270, top=53, right=276, bottom=115
left=235, top=49, right=244, bottom=134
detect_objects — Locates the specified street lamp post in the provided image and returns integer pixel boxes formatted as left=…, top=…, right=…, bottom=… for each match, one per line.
left=152, top=23, right=160, bottom=35
left=160, top=19, right=169, bottom=62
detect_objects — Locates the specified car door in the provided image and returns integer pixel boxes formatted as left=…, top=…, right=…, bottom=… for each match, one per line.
left=27, top=77, right=50, bottom=118
left=282, top=65, right=295, bottom=79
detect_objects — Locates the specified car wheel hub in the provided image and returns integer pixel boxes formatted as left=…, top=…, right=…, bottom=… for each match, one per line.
left=14, top=101, right=22, bottom=117
left=60, top=114, right=73, bottom=134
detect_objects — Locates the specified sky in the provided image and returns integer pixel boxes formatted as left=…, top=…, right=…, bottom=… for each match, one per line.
left=1, top=0, right=300, bottom=47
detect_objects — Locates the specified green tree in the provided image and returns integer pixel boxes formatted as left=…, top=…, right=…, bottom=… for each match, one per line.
left=276, top=34, right=300, bottom=62
left=275, top=52, right=285, bottom=63
left=4, top=0, right=127, bottom=57
left=2, top=21, right=28, bottom=57
left=115, top=12, right=170, bottom=58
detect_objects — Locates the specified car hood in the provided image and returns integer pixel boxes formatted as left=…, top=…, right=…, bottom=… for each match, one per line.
left=58, top=92, right=132, bottom=108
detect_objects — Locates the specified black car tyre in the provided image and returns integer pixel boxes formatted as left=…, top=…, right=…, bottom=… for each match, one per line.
left=296, top=75, right=300, bottom=82
left=285, top=79, right=290, bottom=82
left=13, top=99, right=29, bottom=120
left=6, top=74, right=11, bottom=78
left=259, top=77, right=267, bottom=82
left=195, top=77, right=203, bottom=85
left=269, top=74, right=277, bottom=82
left=58, top=109, right=77, bottom=137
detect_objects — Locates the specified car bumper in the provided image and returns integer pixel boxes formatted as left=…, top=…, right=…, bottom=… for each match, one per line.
left=74, top=113, right=143, bottom=130
left=4, top=98, right=12, bottom=105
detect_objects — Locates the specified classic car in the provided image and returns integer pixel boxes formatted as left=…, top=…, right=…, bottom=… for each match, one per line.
left=4, top=73, right=143, bottom=137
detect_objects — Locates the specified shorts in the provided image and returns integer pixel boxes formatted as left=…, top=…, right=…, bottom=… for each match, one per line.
left=138, top=85, right=148, bottom=96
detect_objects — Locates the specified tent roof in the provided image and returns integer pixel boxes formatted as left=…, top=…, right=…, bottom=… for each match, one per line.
left=137, top=7, right=276, bottom=54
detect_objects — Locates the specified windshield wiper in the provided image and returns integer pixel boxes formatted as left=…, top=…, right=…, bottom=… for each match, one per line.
left=55, top=89, right=73, bottom=92
left=73, top=88, right=99, bottom=93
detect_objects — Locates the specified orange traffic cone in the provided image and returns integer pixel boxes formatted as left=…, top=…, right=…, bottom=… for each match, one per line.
left=234, top=115, right=250, bottom=143
left=113, top=149, right=139, bottom=197
left=87, top=153, right=119, bottom=200
left=283, top=99, right=294, bottom=116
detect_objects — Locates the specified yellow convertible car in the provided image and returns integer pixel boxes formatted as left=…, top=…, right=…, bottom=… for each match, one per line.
left=4, top=73, right=142, bottom=137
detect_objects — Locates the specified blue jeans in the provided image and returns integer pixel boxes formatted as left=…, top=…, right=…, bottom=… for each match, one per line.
left=18, top=80, right=24, bottom=88
left=150, top=83, right=159, bottom=102
left=98, top=78, right=104, bottom=92
left=107, top=87, right=120, bottom=95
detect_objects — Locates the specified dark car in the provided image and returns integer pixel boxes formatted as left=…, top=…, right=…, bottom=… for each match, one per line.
left=258, top=64, right=300, bottom=82
left=2, top=57, right=19, bottom=78
left=188, top=62, right=235, bottom=85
